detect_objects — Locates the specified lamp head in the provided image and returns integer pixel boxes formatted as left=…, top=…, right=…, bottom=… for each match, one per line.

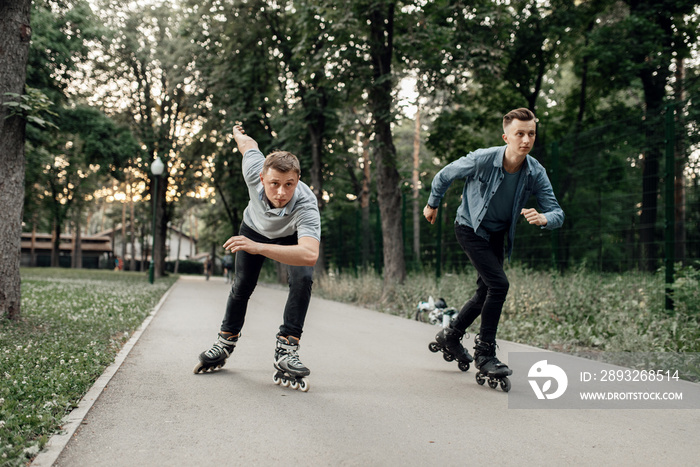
left=151, top=157, right=165, bottom=176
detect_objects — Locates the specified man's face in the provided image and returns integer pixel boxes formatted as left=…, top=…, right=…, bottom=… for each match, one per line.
left=502, top=119, right=536, bottom=158
left=260, top=168, right=299, bottom=208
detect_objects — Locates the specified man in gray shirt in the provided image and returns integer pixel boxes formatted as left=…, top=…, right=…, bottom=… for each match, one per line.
left=424, top=108, right=564, bottom=391
left=194, top=125, right=320, bottom=392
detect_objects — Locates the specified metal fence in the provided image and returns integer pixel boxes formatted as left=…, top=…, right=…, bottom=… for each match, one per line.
left=321, top=97, right=700, bottom=288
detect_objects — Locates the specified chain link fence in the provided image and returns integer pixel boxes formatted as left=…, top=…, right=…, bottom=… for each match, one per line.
left=321, top=96, right=700, bottom=290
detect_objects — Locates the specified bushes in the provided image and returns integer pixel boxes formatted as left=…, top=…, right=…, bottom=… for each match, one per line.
left=671, top=264, right=700, bottom=316
left=315, top=264, right=700, bottom=354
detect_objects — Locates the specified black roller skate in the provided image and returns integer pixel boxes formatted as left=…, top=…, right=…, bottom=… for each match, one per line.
left=273, top=335, right=310, bottom=392
left=429, top=327, right=473, bottom=372
left=193, top=332, right=238, bottom=374
left=473, top=335, right=512, bottom=392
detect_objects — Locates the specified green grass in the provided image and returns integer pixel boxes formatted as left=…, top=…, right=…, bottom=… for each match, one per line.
left=0, top=268, right=177, bottom=467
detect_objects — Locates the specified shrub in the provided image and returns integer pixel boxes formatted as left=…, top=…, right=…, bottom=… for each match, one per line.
left=671, top=264, right=700, bottom=316
left=315, top=265, right=699, bottom=356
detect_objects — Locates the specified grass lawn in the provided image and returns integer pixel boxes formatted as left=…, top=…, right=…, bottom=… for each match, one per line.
left=0, top=268, right=177, bottom=466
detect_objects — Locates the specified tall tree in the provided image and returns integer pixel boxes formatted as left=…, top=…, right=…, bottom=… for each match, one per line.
left=28, top=107, right=138, bottom=266
left=0, top=0, right=32, bottom=320
left=22, top=0, right=118, bottom=267
left=589, top=0, right=698, bottom=270
left=363, top=0, right=407, bottom=291
left=94, top=0, right=208, bottom=278
left=182, top=0, right=360, bottom=274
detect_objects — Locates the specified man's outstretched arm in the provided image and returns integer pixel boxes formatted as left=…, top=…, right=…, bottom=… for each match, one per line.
left=232, top=124, right=259, bottom=155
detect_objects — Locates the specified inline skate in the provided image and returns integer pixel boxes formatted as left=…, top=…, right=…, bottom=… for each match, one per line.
left=428, top=327, right=473, bottom=372
left=273, top=335, right=310, bottom=392
left=473, top=335, right=512, bottom=392
left=193, top=332, right=238, bottom=374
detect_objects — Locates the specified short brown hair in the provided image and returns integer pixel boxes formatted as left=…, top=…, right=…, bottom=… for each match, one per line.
left=263, top=150, right=301, bottom=177
left=503, top=108, right=536, bottom=130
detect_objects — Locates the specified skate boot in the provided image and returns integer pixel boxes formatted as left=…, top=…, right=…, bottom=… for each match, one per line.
left=473, top=335, right=512, bottom=392
left=193, top=332, right=238, bottom=374
left=428, top=327, right=473, bottom=371
left=273, top=335, right=310, bottom=392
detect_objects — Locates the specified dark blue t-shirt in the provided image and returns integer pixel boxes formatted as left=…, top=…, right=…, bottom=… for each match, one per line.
left=481, top=169, right=522, bottom=233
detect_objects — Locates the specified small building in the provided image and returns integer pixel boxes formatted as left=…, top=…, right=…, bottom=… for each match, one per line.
left=95, top=223, right=198, bottom=264
left=21, top=232, right=113, bottom=268
left=21, top=223, right=198, bottom=270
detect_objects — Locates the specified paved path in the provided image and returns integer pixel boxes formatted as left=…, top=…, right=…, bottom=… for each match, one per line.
left=35, top=276, right=699, bottom=466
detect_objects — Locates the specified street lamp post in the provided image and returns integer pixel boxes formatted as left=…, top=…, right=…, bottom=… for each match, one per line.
left=148, top=156, right=165, bottom=284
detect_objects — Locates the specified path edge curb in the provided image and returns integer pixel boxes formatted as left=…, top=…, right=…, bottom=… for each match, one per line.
left=30, top=278, right=179, bottom=467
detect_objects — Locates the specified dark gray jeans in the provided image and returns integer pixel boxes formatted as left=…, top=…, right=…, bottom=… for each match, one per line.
left=450, top=224, right=509, bottom=343
left=220, top=222, right=314, bottom=338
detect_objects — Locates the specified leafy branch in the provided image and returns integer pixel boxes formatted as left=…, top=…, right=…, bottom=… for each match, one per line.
left=2, top=87, right=59, bottom=129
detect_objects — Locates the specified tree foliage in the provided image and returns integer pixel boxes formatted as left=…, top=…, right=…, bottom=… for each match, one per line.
left=10, top=0, right=700, bottom=294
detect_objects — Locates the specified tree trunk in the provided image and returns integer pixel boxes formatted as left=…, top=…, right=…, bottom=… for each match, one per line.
left=632, top=0, right=675, bottom=271
left=140, top=223, right=147, bottom=272
left=153, top=172, right=167, bottom=279
left=174, top=222, right=182, bottom=274
left=128, top=173, right=137, bottom=270
left=360, top=134, right=372, bottom=267
left=30, top=224, right=37, bottom=266
left=120, top=198, right=127, bottom=266
left=212, top=175, right=240, bottom=230
left=0, top=0, right=32, bottom=320
left=366, top=2, right=406, bottom=296
left=51, top=218, right=61, bottom=267
left=308, top=123, right=327, bottom=273
left=674, top=57, right=686, bottom=264
left=308, top=120, right=325, bottom=211
left=411, top=107, right=421, bottom=264
left=73, top=210, right=83, bottom=269
left=638, top=72, right=669, bottom=271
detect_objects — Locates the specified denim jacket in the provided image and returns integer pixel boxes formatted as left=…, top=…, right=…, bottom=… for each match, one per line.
left=427, top=145, right=564, bottom=258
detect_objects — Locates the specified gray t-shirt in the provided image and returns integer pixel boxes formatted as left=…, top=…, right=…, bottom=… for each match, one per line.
left=241, top=148, right=321, bottom=241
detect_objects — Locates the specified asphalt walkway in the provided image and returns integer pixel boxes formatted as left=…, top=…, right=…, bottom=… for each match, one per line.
left=32, top=275, right=700, bottom=466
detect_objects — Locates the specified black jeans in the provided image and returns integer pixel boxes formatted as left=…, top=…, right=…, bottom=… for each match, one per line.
left=220, top=222, right=314, bottom=338
left=450, top=224, right=509, bottom=343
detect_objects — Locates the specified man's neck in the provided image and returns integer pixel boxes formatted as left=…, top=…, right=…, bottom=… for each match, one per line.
left=503, top=147, right=526, bottom=174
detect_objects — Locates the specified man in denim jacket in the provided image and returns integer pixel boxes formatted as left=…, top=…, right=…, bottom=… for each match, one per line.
left=424, top=108, right=564, bottom=383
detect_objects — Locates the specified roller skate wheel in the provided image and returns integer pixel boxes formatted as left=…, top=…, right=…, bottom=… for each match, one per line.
left=290, top=379, right=300, bottom=390
left=500, top=377, right=511, bottom=393
left=193, top=362, right=204, bottom=374
left=443, top=352, right=455, bottom=362
left=458, top=361, right=470, bottom=372
left=273, top=373, right=282, bottom=385
left=298, top=378, right=309, bottom=392
left=281, top=378, right=290, bottom=388
left=475, top=373, right=485, bottom=385
left=428, top=342, right=439, bottom=353
left=488, top=379, right=499, bottom=389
